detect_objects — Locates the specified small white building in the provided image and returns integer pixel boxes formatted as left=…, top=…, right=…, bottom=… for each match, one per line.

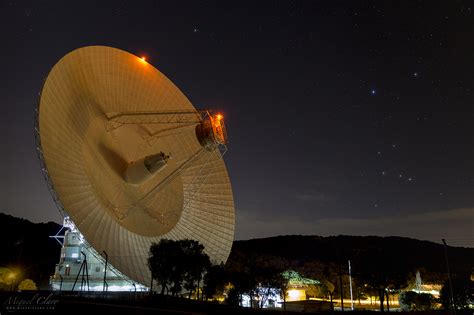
left=49, top=218, right=147, bottom=292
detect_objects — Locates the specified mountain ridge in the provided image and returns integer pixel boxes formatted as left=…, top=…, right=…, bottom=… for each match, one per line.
left=1, top=212, right=472, bottom=289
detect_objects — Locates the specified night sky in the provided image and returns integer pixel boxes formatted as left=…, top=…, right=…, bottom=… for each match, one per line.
left=1, top=1, right=473, bottom=246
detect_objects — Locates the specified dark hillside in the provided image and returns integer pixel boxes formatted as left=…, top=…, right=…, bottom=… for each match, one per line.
left=0, top=213, right=62, bottom=288
left=230, top=235, right=473, bottom=276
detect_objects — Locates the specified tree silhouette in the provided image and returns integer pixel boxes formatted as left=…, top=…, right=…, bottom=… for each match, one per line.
left=399, top=291, right=435, bottom=311
left=354, top=247, right=408, bottom=312
left=181, top=239, right=210, bottom=299
left=148, top=239, right=179, bottom=295
left=148, top=239, right=211, bottom=297
left=300, top=260, right=337, bottom=309
left=225, top=250, right=288, bottom=308
left=203, top=263, right=227, bottom=300
left=440, top=274, right=473, bottom=310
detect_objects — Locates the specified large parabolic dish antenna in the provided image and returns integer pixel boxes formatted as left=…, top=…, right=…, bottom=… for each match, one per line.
left=36, top=46, right=235, bottom=286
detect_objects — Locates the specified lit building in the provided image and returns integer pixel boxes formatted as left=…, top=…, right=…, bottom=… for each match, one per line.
left=49, top=217, right=147, bottom=292
left=239, top=270, right=321, bottom=308
left=283, top=270, right=321, bottom=301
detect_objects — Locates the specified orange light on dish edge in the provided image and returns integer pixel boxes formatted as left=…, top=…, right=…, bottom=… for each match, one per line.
left=139, top=56, right=147, bottom=63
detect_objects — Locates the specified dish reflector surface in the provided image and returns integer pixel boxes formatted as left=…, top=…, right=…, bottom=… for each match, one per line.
left=37, top=46, right=235, bottom=285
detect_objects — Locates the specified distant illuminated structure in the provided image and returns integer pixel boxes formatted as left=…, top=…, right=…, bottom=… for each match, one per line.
left=410, top=270, right=441, bottom=298
left=284, top=270, right=320, bottom=301
left=36, top=46, right=235, bottom=290
left=240, top=270, right=320, bottom=308
left=415, top=270, right=422, bottom=293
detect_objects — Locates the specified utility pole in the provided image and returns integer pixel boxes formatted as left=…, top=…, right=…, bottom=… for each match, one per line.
left=442, top=239, right=456, bottom=315
left=339, top=262, right=344, bottom=311
left=348, top=260, right=354, bottom=310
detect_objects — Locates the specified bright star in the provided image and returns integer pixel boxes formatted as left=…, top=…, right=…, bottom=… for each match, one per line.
left=413, top=72, right=418, bottom=77
left=371, top=89, right=376, bottom=95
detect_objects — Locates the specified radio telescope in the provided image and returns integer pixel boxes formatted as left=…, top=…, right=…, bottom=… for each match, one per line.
left=35, top=46, right=235, bottom=288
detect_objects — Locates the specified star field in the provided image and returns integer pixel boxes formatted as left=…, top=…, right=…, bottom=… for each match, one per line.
left=0, top=0, right=472, bottom=246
